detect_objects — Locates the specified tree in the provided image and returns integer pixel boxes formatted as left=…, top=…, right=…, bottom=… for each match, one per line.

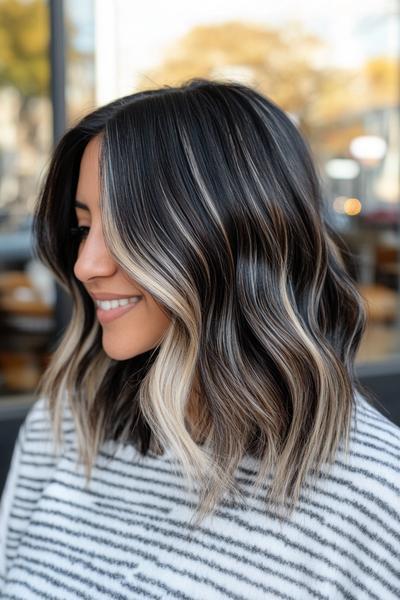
left=137, top=20, right=354, bottom=135
left=137, top=20, right=398, bottom=137
left=0, top=0, right=49, bottom=97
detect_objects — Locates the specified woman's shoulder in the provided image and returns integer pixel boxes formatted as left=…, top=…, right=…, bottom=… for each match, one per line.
left=325, top=391, right=400, bottom=516
left=351, top=391, right=400, bottom=457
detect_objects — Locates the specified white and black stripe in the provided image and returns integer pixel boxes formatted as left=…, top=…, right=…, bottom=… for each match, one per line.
left=1, top=393, right=399, bottom=599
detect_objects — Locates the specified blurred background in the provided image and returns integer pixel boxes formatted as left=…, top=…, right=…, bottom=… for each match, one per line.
left=0, top=0, right=399, bottom=490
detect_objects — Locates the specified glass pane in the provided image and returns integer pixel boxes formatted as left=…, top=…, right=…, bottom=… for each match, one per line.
left=65, top=0, right=95, bottom=126
left=0, top=0, right=95, bottom=397
left=0, top=0, right=52, bottom=396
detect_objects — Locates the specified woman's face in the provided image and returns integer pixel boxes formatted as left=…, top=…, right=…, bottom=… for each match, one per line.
left=73, top=135, right=171, bottom=360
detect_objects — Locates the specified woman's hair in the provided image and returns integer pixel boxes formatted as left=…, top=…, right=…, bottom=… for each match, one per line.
left=33, top=78, right=371, bottom=527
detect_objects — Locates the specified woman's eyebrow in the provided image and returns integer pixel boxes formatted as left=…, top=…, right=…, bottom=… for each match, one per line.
left=75, top=200, right=90, bottom=211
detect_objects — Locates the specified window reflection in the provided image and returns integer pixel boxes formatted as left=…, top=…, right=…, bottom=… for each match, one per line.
left=0, top=0, right=95, bottom=397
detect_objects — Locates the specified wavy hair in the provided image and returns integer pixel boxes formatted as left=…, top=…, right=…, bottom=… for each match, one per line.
left=33, top=78, right=371, bottom=527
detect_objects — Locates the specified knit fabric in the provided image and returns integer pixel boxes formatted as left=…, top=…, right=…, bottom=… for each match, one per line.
left=0, top=393, right=399, bottom=599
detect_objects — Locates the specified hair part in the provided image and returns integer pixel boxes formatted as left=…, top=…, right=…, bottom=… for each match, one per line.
left=33, top=78, right=372, bottom=527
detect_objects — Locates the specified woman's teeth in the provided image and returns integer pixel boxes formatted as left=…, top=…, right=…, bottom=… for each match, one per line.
left=96, top=296, right=141, bottom=311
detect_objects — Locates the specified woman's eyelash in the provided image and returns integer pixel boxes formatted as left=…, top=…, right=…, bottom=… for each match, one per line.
left=70, top=226, right=90, bottom=240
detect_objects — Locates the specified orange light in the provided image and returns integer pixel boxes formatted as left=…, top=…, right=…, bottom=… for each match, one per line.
left=344, top=198, right=362, bottom=216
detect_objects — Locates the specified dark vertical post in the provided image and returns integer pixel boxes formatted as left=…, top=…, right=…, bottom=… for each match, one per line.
left=49, top=0, right=72, bottom=346
left=49, top=0, right=66, bottom=144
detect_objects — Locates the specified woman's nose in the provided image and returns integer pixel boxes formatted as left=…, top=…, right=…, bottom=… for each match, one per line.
left=73, top=225, right=117, bottom=283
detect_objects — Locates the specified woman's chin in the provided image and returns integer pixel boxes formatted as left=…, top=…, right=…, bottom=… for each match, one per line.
left=101, top=339, right=139, bottom=361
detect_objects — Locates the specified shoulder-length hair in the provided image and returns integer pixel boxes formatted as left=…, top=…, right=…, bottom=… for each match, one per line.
left=33, top=78, right=370, bottom=527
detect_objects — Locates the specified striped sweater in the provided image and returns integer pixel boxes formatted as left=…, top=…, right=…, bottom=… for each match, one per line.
left=0, top=393, right=399, bottom=600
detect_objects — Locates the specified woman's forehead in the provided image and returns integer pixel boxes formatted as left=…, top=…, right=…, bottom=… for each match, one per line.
left=75, top=137, right=102, bottom=211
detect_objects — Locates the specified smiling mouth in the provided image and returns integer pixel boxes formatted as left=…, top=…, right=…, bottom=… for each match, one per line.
left=96, top=297, right=142, bottom=324
left=95, top=296, right=142, bottom=310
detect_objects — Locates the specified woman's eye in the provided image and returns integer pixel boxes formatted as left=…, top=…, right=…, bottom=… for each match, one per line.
left=70, top=226, right=90, bottom=240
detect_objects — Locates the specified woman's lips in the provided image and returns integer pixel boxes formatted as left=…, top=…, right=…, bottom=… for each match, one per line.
left=96, top=298, right=142, bottom=324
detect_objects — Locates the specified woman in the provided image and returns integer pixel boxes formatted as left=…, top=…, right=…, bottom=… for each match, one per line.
left=0, top=78, right=399, bottom=599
